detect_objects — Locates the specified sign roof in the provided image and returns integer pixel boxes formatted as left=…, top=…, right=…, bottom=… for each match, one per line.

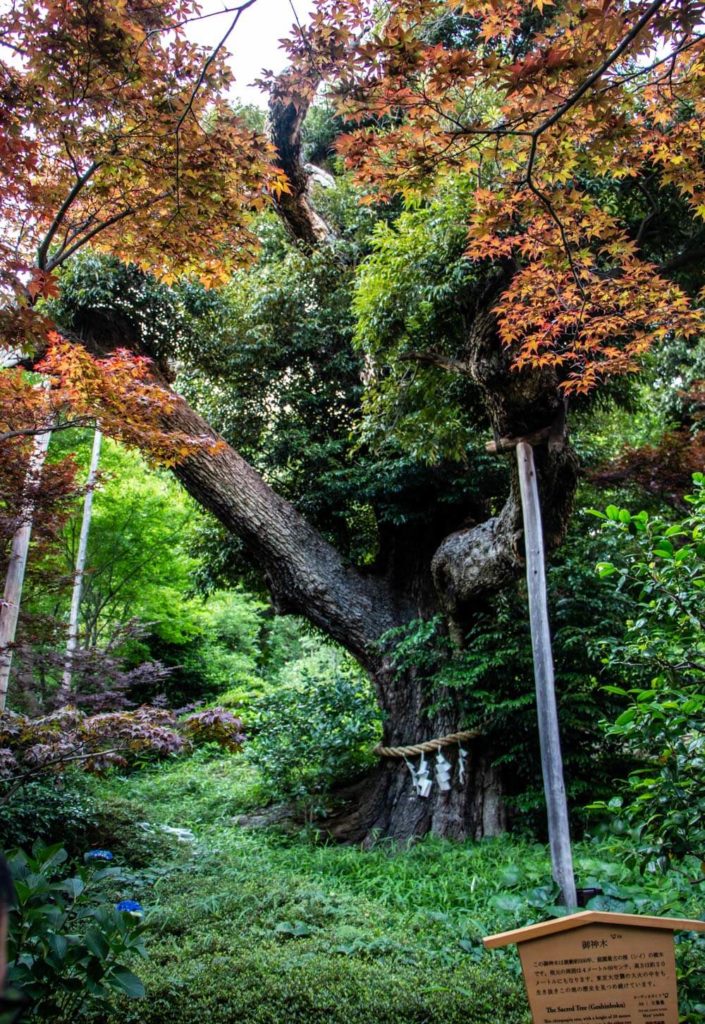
left=483, top=910, right=705, bottom=949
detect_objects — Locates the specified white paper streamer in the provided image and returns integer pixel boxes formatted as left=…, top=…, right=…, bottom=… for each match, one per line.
left=435, top=750, right=452, bottom=792
left=416, top=753, right=433, bottom=798
left=403, top=756, right=419, bottom=797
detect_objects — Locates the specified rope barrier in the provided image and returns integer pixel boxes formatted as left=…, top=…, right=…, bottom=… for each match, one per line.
left=374, top=729, right=480, bottom=759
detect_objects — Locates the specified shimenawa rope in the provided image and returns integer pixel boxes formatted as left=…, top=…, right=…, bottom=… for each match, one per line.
left=374, top=729, right=479, bottom=759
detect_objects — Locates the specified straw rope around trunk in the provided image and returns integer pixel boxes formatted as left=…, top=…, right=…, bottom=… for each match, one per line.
left=374, top=729, right=480, bottom=759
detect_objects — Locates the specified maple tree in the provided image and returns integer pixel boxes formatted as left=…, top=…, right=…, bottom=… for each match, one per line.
left=274, top=0, right=705, bottom=392
left=0, top=0, right=286, bottom=458
left=2, top=0, right=705, bottom=842
left=0, top=702, right=246, bottom=800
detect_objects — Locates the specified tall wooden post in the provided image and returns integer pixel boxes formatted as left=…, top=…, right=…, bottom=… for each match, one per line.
left=0, top=427, right=53, bottom=711
left=59, top=427, right=102, bottom=702
left=516, top=440, right=577, bottom=908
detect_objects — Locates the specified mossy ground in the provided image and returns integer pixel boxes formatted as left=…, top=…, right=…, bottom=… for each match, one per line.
left=84, top=752, right=705, bottom=1024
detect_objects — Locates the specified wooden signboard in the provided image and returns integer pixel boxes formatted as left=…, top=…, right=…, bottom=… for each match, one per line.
left=484, top=911, right=705, bottom=1024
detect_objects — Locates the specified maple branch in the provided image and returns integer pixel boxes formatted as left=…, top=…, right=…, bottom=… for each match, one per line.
left=533, top=0, right=670, bottom=140
left=594, top=31, right=704, bottom=97
left=524, top=136, right=587, bottom=300
left=174, top=0, right=259, bottom=205
left=0, top=39, right=27, bottom=57
left=169, top=4, right=259, bottom=31
left=0, top=747, right=125, bottom=803
left=46, top=193, right=169, bottom=270
left=36, top=161, right=100, bottom=270
left=634, top=178, right=660, bottom=246
left=446, top=0, right=671, bottom=147
left=0, top=418, right=97, bottom=445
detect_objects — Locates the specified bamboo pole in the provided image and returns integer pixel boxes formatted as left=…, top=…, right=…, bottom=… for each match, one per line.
left=516, top=440, right=577, bottom=909
left=0, top=427, right=53, bottom=711
left=59, top=427, right=102, bottom=701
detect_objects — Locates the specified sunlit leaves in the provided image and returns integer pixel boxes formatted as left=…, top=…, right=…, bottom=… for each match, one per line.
left=5, top=336, right=220, bottom=465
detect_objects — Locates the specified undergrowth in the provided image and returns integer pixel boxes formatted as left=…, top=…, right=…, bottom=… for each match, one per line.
left=73, top=753, right=705, bottom=1024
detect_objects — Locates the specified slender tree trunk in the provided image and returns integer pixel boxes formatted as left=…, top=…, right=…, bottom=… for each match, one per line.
left=0, top=428, right=52, bottom=711
left=58, top=427, right=102, bottom=703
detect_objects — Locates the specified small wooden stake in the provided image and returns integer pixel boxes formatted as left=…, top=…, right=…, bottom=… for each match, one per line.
left=516, top=441, right=577, bottom=909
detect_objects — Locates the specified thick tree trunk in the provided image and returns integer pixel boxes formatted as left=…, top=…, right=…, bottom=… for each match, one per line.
left=326, top=664, right=506, bottom=843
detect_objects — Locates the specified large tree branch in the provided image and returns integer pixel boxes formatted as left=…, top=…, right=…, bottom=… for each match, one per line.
left=152, top=382, right=403, bottom=668
left=267, top=92, right=337, bottom=248
left=429, top=276, right=580, bottom=636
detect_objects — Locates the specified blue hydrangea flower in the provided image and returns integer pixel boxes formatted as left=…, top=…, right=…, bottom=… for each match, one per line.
left=116, top=899, right=143, bottom=914
left=85, top=849, right=114, bottom=861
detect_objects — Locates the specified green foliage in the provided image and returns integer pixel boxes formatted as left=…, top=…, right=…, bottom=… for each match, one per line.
left=5, top=843, right=147, bottom=1022
left=589, top=475, right=705, bottom=866
left=301, top=100, right=345, bottom=168
left=247, top=644, right=381, bottom=811
left=0, top=777, right=98, bottom=854
left=20, top=428, right=287, bottom=708
left=80, top=755, right=705, bottom=1023
left=352, top=180, right=486, bottom=462
left=590, top=474, right=705, bottom=685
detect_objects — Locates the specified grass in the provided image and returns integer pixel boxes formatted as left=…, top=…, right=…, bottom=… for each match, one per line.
left=78, top=751, right=705, bottom=1024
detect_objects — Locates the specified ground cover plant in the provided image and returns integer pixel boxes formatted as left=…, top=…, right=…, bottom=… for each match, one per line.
left=24, top=754, right=694, bottom=1024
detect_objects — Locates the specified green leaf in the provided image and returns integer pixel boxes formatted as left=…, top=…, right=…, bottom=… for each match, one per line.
left=491, top=894, right=524, bottom=913
left=614, top=708, right=637, bottom=727
left=108, top=968, right=145, bottom=999
left=47, top=934, right=68, bottom=961
left=653, top=540, right=674, bottom=558
left=498, top=865, right=523, bottom=887
left=84, top=928, right=110, bottom=960
left=59, top=877, right=85, bottom=900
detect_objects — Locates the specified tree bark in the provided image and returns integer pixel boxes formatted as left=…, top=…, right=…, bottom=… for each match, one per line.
left=160, top=388, right=405, bottom=670
left=0, top=427, right=52, bottom=711
left=326, top=662, right=506, bottom=843
left=59, top=426, right=102, bottom=702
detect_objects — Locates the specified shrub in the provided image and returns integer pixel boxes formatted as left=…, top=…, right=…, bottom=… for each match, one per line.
left=247, top=650, right=380, bottom=812
left=0, top=775, right=98, bottom=854
left=589, top=474, right=705, bottom=868
left=0, top=703, right=245, bottom=797
left=5, top=843, right=148, bottom=1023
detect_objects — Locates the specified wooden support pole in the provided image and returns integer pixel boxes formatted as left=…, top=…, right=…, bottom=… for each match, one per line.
left=516, top=440, right=577, bottom=909
left=0, top=427, right=53, bottom=711
left=59, top=426, right=102, bottom=701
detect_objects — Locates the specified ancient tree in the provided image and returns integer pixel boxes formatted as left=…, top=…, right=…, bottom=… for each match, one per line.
left=2, top=0, right=704, bottom=839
